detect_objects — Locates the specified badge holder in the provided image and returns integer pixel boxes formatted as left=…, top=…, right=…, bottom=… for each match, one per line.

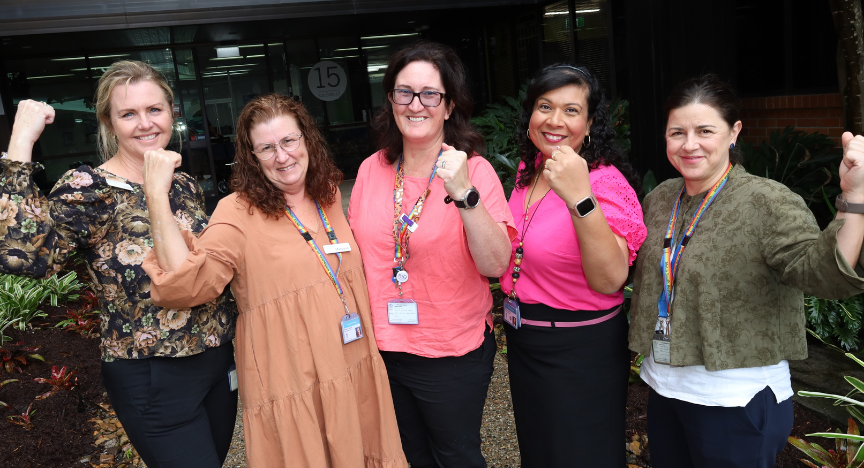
left=341, top=312, right=364, bottom=344
left=503, top=297, right=521, bottom=329
left=652, top=316, right=671, bottom=365
left=388, top=298, right=419, bottom=324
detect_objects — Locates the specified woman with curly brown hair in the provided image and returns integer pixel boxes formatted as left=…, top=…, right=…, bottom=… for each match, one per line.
left=142, top=94, right=407, bottom=468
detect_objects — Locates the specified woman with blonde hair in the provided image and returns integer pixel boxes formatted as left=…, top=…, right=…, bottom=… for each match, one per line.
left=0, top=60, right=237, bottom=468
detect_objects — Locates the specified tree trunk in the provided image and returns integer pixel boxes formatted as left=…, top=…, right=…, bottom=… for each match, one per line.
left=830, top=0, right=864, bottom=135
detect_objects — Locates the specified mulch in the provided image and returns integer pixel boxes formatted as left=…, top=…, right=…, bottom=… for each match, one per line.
left=0, top=300, right=106, bottom=468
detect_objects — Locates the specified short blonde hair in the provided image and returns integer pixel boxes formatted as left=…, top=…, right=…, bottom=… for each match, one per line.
left=94, top=60, right=175, bottom=162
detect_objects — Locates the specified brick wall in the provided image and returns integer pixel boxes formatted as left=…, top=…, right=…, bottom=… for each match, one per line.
left=738, top=93, right=844, bottom=147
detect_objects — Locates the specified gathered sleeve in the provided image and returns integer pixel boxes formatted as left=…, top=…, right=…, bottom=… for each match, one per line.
left=0, top=160, right=112, bottom=278
left=760, top=183, right=864, bottom=299
left=143, top=216, right=246, bottom=309
left=590, top=166, right=647, bottom=265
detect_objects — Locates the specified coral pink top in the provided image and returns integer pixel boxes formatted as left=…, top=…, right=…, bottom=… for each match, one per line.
left=500, top=162, right=646, bottom=310
left=349, top=151, right=516, bottom=358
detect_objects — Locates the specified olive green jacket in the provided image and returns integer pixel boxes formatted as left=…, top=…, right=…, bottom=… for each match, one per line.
left=629, top=165, right=864, bottom=371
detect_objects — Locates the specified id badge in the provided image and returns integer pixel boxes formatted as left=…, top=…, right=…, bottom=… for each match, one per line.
left=323, top=243, right=351, bottom=254
left=652, top=316, right=671, bottom=364
left=387, top=298, right=419, bottom=324
left=503, top=298, right=521, bottom=329
left=341, top=313, right=364, bottom=344
left=400, top=213, right=418, bottom=232
left=227, top=364, right=238, bottom=392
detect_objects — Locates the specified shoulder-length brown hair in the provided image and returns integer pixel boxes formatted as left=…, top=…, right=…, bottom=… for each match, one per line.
left=231, top=94, right=342, bottom=219
left=372, top=41, right=484, bottom=163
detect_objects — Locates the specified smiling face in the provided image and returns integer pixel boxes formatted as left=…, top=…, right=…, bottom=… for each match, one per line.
left=665, top=102, right=742, bottom=194
left=107, top=80, right=173, bottom=160
left=250, top=114, right=309, bottom=196
left=528, top=84, right=593, bottom=159
left=391, top=60, right=452, bottom=149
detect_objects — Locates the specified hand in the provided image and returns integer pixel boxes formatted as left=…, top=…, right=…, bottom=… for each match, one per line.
left=436, top=143, right=473, bottom=200
left=840, top=132, right=864, bottom=203
left=142, top=149, right=182, bottom=196
left=542, top=145, right=592, bottom=207
left=8, top=100, right=55, bottom=163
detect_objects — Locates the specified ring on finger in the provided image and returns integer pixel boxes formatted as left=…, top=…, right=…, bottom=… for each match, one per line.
left=441, top=160, right=446, bottom=169
left=551, top=150, right=561, bottom=161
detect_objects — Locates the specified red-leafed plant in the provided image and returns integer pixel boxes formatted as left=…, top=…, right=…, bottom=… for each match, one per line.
left=0, top=345, right=45, bottom=374
left=33, top=365, right=78, bottom=400
left=55, top=290, right=100, bottom=338
left=7, top=403, right=35, bottom=430
left=0, top=378, right=18, bottom=409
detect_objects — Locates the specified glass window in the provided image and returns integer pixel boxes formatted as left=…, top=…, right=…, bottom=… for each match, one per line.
left=5, top=55, right=97, bottom=192
left=543, top=1, right=573, bottom=65
left=285, top=38, right=326, bottom=125
left=360, top=33, right=420, bottom=114
left=268, top=42, right=290, bottom=96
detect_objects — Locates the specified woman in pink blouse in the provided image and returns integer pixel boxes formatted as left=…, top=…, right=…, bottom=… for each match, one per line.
left=500, top=64, right=647, bottom=467
left=348, top=42, right=515, bottom=468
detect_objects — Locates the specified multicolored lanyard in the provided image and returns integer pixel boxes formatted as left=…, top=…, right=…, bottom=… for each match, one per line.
left=286, top=201, right=351, bottom=315
left=392, top=150, right=441, bottom=264
left=658, top=163, right=732, bottom=319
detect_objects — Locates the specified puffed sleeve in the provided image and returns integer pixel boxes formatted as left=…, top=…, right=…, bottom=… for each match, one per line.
left=590, top=166, right=647, bottom=265
left=142, top=205, right=246, bottom=309
left=760, top=181, right=864, bottom=298
left=0, top=160, right=112, bottom=277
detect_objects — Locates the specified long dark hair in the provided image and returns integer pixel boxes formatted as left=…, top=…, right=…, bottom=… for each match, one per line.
left=514, top=64, right=641, bottom=192
left=372, top=41, right=484, bottom=162
left=665, top=74, right=743, bottom=165
left=231, top=94, right=342, bottom=219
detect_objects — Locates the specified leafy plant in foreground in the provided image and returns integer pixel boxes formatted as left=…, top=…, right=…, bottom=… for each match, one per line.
left=0, top=275, right=50, bottom=330
left=6, top=403, right=35, bottom=430
left=55, top=307, right=100, bottom=338
left=789, top=417, right=864, bottom=467
left=472, top=82, right=527, bottom=194
left=33, top=365, right=78, bottom=400
left=0, top=345, right=45, bottom=374
left=0, top=313, right=18, bottom=347
left=40, top=271, right=83, bottom=306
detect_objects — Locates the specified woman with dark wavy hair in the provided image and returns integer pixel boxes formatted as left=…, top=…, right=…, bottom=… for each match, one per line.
left=500, top=64, right=646, bottom=467
left=349, top=41, right=515, bottom=467
left=142, top=94, right=407, bottom=468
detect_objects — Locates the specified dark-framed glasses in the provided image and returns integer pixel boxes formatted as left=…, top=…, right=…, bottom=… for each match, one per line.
left=389, top=89, right=446, bottom=107
left=251, top=134, right=303, bottom=161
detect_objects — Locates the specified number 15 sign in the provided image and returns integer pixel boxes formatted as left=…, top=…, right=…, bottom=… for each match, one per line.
left=308, top=61, right=347, bottom=101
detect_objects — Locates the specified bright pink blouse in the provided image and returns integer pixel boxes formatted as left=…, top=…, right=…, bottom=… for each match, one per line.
left=500, top=162, right=646, bottom=311
left=348, top=151, right=516, bottom=358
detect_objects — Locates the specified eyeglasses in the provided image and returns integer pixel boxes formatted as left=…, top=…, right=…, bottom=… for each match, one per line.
left=389, top=89, right=446, bottom=107
left=251, top=134, right=303, bottom=161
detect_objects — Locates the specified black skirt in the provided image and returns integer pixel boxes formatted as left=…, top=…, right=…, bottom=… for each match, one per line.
left=504, top=301, right=630, bottom=468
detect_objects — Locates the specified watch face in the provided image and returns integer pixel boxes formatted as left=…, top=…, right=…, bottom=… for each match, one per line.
left=465, top=189, right=481, bottom=208
left=575, top=197, right=596, bottom=216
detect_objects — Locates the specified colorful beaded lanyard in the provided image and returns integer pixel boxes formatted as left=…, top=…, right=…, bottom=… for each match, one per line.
left=658, top=163, right=732, bottom=319
left=509, top=170, right=550, bottom=299
left=286, top=201, right=351, bottom=315
left=392, top=151, right=440, bottom=292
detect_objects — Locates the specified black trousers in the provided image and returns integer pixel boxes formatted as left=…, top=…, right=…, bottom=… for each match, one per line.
left=380, top=326, right=496, bottom=468
left=505, top=302, right=630, bottom=468
left=101, top=343, right=238, bottom=468
left=648, top=386, right=794, bottom=468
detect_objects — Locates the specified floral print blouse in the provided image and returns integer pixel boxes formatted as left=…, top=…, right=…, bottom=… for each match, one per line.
left=0, top=156, right=236, bottom=361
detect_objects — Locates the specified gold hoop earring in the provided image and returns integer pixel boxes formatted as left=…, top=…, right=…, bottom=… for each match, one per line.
left=526, top=129, right=530, bottom=139
left=583, top=133, right=591, bottom=148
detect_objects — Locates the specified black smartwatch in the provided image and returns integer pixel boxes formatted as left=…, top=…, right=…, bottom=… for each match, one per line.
left=568, top=194, right=597, bottom=218
left=445, top=187, right=481, bottom=209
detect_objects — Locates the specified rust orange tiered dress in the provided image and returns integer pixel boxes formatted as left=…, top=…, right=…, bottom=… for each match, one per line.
left=143, top=191, right=407, bottom=468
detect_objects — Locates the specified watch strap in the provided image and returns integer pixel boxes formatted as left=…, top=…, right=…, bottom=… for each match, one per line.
left=836, top=195, right=864, bottom=214
left=445, top=187, right=480, bottom=209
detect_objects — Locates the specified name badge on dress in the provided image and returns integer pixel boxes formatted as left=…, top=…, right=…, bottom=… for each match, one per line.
left=400, top=213, right=418, bottom=232
left=652, top=316, right=671, bottom=365
left=341, top=313, right=364, bottom=344
left=323, top=243, right=351, bottom=254
left=387, top=298, right=419, bottom=324
left=503, top=298, right=521, bottom=329
left=105, top=178, right=134, bottom=191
